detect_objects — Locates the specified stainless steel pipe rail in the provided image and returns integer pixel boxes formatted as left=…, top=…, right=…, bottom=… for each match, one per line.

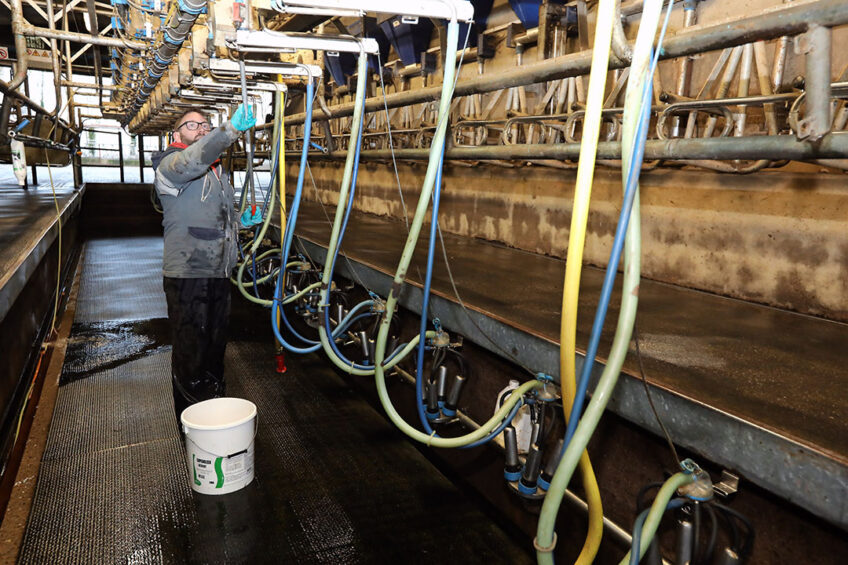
left=20, top=24, right=148, bottom=50
left=284, top=0, right=848, bottom=126
left=290, top=133, right=848, bottom=162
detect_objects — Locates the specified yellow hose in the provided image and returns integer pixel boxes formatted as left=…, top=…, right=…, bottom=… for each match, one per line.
left=277, top=82, right=286, bottom=335
left=558, top=0, right=618, bottom=562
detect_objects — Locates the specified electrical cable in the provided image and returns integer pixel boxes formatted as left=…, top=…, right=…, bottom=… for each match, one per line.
left=634, top=321, right=682, bottom=466
left=376, top=49, right=410, bottom=233
left=710, top=501, right=755, bottom=558
left=701, top=501, right=718, bottom=565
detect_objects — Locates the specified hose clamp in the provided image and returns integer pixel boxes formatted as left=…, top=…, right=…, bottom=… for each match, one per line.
left=533, top=533, right=557, bottom=553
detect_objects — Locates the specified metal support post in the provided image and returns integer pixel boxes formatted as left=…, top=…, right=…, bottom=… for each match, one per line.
left=797, top=24, right=832, bottom=141
left=72, top=150, right=83, bottom=188
left=118, top=131, right=125, bottom=183
left=138, top=134, right=145, bottom=182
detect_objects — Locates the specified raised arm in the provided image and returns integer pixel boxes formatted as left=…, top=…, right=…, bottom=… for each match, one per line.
left=158, top=121, right=240, bottom=185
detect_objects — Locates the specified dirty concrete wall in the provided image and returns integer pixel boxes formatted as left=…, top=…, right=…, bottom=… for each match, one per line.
left=290, top=161, right=848, bottom=322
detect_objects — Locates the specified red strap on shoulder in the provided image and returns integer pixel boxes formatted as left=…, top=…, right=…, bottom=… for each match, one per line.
left=169, top=142, right=220, bottom=171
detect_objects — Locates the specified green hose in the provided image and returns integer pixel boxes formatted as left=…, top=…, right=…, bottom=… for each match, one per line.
left=364, top=19, right=535, bottom=448
left=234, top=183, right=279, bottom=305
left=311, top=51, right=385, bottom=376
left=535, top=2, right=664, bottom=562
left=233, top=104, right=284, bottom=305
left=618, top=472, right=695, bottom=565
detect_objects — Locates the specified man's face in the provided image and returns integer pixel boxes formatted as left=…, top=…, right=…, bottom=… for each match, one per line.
left=173, top=112, right=211, bottom=146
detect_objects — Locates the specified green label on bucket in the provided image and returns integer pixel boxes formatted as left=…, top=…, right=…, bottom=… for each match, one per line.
left=192, top=454, right=201, bottom=486
left=214, top=457, right=224, bottom=488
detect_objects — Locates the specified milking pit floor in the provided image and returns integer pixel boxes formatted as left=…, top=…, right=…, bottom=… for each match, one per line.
left=12, top=236, right=533, bottom=564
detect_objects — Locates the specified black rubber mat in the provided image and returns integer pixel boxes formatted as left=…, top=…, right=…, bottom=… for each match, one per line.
left=18, top=236, right=532, bottom=564
left=74, top=238, right=168, bottom=323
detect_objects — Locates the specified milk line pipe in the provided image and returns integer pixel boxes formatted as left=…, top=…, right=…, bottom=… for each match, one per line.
left=315, top=74, right=391, bottom=372
left=409, top=13, right=489, bottom=436
left=283, top=0, right=848, bottom=126
left=271, top=55, right=402, bottom=363
left=295, top=133, right=848, bottom=162
left=360, top=15, right=554, bottom=450
left=312, top=49, right=411, bottom=375
left=267, top=70, right=332, bottom=349
left=370, top=17, right=461, bottom=385
left=537, top=1, right=665, bottom=562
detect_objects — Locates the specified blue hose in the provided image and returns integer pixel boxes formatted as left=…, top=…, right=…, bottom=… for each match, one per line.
left=564, top=2, right=674, bottom=449
left=272, top=80, right=320, bottom=352
left=278, top=79, right=366, bottom=352
left=563, top=80, right=652, bottom=446
left=318, top=87, right=407, bottom=373
left=461, top=399, right=524, bottom=450
left=415, top=142, right=447, bottom=433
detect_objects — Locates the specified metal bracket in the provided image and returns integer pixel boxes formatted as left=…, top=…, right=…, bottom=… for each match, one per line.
left=268, top=0, right=475, bottom=23
left=233, top=29, right=380, bottom=55
left=713, top=470, right=740, bottom=498
left=795, top=24, right=832, bottom=141
left=207, top=57, right=322, bottom=78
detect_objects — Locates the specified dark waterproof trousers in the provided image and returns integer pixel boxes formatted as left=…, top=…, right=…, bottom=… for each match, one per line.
left=163, top=277, right=231, bottom=422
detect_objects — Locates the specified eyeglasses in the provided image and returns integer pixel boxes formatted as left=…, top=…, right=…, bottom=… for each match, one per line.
left=176, top=120, right=211, bottom=132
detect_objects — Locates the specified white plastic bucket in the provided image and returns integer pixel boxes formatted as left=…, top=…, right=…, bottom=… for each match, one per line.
left=180, top=397, right=257, bottom=495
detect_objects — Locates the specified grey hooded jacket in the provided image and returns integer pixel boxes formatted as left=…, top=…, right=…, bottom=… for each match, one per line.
left=151, top=121, right=241, bottom=278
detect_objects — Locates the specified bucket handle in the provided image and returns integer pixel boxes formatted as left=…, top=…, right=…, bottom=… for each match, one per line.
left=184, top=414, right=259, bottom=460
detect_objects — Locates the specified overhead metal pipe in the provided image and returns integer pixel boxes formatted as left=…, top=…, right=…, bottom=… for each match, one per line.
left=19, top=24, right=148, bottom=50
left=293, top=133, right=848, bottom=162
left=45, top=0, right=63, bottom=116
left=798, top=24, right=832, bottom=140
left=0, top=80, right=70, bottom=126
left=61, top=81, right=120, bottom=91
left=285, top=0, right=848, bottom=126
left=5, top=0, right=29, bottom=90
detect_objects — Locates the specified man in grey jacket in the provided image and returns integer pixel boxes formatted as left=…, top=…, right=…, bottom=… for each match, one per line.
left=151, top=105, right=255, bottom=420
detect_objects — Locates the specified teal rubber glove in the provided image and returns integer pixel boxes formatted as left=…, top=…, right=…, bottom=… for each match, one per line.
left=240, top=205, right=262, bottom=228
left=232, top=104, right=256, bottom=132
